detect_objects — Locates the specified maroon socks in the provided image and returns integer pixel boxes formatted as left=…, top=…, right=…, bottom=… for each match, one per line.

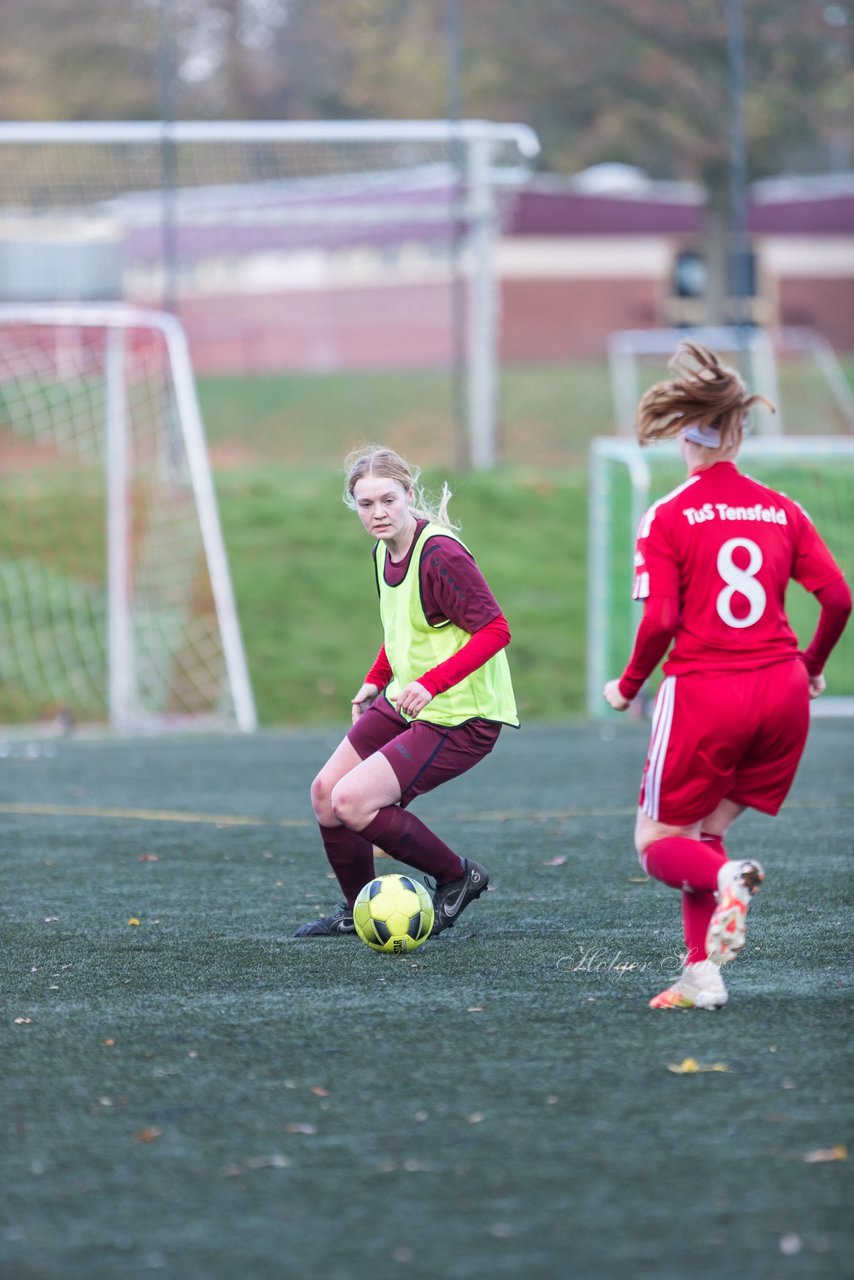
left=317, top=823, right=375, bottom=908
left=359, top=806, right=464, bottom=884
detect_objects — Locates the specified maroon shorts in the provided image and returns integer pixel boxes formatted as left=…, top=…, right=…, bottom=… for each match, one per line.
left=347, top=695, right=502, bottom=807
left=639, top=660, right=810, bottom=825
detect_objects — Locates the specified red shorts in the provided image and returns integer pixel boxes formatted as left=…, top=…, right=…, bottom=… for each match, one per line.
left=347, top=695, right=502, bottom=807
left=639, top=660, right=810, bottom=825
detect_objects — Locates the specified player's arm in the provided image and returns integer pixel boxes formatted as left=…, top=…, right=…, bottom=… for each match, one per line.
left=604, top=594, right=680, bottom=711
left=351, top=645, right=393, bottom=722
left=604, top=506, right=680, bottom=711
left=394, top=615, right=511, bottom=718
left=802, top=577, right=852, bottom=699
left=394, top=538, right=511, bottom=717
left=791, top=512, right=853, bottom=699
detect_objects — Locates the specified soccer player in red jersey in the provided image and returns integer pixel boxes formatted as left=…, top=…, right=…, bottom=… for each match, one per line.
left=294, top=445, right=518, bottom=940
left=604, top=343, right=852, bottom=1009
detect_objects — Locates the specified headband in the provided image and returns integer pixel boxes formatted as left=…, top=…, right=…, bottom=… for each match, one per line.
left=680, top=422, right=722, bottom=447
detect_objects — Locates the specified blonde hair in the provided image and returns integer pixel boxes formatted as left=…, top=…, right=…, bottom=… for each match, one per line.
left=637, top=342, right=774, bottom=450
left=343, top=445, right=457, bottom=530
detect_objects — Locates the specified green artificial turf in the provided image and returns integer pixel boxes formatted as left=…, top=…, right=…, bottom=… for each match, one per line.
left=2, top=720, right=852, bottom=1279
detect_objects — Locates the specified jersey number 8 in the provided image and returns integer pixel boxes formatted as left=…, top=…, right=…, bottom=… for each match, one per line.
left=715, top=537, right=766, bottom=629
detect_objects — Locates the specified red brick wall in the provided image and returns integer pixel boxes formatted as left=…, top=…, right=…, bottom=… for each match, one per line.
left=777, top=279, right=854, bottom=352
left=500, top=279, right=663, bottom=362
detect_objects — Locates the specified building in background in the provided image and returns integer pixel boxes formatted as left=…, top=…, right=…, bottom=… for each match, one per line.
left=501, top=166, right=854, bottom=364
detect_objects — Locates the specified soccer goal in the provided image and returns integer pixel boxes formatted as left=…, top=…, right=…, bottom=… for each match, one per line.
left=608, top=326, right=854, bottom=438
left=0, top=304, right=257, bottom=732
left=0, top=119, right=539, bottom=470
left=587, top=436, right=854, bottom=719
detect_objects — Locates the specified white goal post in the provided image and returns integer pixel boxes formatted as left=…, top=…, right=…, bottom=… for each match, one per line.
left=608, top=326, right=854, bottom=438
left=0, top=303, right=257, bottom=732
left=0, top=119, right=540, bottom=470
left=588, top=436, right=854, bottom=720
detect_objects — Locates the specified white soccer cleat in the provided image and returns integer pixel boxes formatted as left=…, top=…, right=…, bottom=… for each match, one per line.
left=706, top=858, right=765, bottom=967
left=649, top=961, right=728, bottom=1010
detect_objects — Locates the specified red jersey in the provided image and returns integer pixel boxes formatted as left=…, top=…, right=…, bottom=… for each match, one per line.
left=632, top=461, right=844, bottom=676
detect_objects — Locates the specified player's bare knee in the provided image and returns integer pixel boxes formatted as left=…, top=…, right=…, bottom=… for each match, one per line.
left=634, top=834, right=652, bottom=863
left=330, top=781, right=366, bottom=830
left=634, top=816, right=656, bottom=859
left=310, top=772, right=335, bottom=824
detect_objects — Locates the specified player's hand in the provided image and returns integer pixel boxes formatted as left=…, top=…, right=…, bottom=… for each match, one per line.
left=808, top=673, right=826, bottom=700
left=394, top=681, right=433, bottom=719
left=351, top=683, right=380, bottom=723
left=603, top=679, right=631, bottom=712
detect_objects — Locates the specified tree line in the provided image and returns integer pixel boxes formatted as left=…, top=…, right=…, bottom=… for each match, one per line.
left=2, top=0, right=850, bottom=186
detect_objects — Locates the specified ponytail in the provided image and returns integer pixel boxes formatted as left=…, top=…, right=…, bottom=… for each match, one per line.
left=636, top=342, right=774, bottom=450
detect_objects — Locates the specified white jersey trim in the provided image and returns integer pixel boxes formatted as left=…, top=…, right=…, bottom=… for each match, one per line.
left=638, top=475, right=701, bottom=540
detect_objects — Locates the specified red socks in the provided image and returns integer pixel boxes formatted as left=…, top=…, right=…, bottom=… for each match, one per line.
left=644, top=833, right=728, bottom=963
left=642, top=834, right=725, bottom=892
left=359, top=806, right=464, bottom=884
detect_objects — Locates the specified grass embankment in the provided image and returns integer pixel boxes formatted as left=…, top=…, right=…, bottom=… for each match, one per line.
left=202, top=363, right=609, bottom=727
left=214, top=464, right=586, bottom=726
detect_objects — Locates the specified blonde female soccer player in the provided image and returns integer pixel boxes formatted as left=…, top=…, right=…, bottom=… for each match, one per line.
left=294, top=445, right=518, bottom=939
left=604, top=343, right=851, bottom=1009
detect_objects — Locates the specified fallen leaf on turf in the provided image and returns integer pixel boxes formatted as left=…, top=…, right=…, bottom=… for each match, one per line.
left=138, top=853, right=159, bottom=862
left=103, top=1038, right=115, bottom=1047
left=667, top=1058, right=729, bottom=1074
left=127, top=917, right=140, bottom=926
left=803, top=1145, right=847, bottom=1163
left=244, top=1154, right=289, bottom=1170
left=489, top=1223, right=513, bottom=1239
left=543, top=856, right=567, bottom=867
left=133, top=1127, right=162, bottom=1143
left=310, top=1086, right=328, bottom=1097
left=285, top=1123, right=317, bottom=1134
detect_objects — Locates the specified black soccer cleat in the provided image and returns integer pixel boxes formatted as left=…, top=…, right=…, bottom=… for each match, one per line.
left=430, top=858, right=489, bottom=936
left=293, top=903, right=356, bottom=937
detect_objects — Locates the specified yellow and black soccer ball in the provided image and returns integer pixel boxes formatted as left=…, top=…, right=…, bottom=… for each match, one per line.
left=353, top=874, right=434, bottom=953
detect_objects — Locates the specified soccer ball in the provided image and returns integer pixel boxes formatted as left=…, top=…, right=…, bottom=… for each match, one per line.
left=353, top=874, right=435, bottom=954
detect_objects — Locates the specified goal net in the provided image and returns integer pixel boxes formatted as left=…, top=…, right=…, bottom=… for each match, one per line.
left=0, top=120, right=539, bottom=469
left=608, top=327, right=854, bottom=439
left=588, top=436, right=854, bottom=719
left=0, top=304, right=256, bottom=732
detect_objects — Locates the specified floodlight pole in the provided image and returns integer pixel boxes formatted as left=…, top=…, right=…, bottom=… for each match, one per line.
left=444, top=0, right=468, bottom=469
left=158, top=0, right=179, bottom=313
left=726, top=0, right=751, bottom=337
